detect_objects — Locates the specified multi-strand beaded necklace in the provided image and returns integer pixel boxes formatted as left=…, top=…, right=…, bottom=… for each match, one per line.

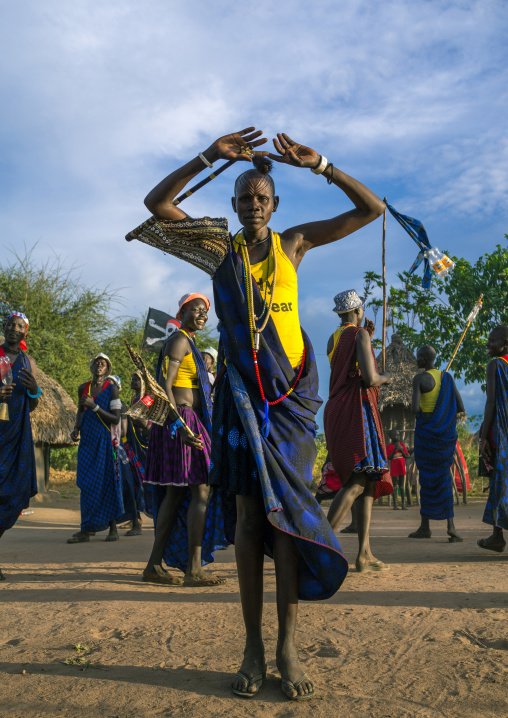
left=238, top=230, right=306, bottom=436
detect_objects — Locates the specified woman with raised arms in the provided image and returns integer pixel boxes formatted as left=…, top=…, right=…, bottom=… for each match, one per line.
left=128, top=127, right=385, bottom=700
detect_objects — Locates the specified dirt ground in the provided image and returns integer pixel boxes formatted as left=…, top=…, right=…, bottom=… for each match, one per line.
left=1, top=497, right=507, bottom=718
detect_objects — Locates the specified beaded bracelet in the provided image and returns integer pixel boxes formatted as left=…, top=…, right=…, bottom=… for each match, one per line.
left=169, top=418, right=184, bottom=439
left=27, top=387, right=42, bottom=399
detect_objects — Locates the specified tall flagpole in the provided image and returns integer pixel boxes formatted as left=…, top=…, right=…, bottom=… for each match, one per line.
left=445, top=295, right=483, bottom=372
left=382, top=200, right=387, bottom=373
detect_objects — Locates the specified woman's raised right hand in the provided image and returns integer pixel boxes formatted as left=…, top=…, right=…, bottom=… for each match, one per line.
left=206, top=128, right=268, bottom=163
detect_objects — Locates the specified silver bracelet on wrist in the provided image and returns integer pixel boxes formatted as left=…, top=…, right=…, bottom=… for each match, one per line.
left=92, top=404, right=100, bottom=413
left=311, top=155, right=328, bottom=175
left=198, top=152, right=213, bottom=169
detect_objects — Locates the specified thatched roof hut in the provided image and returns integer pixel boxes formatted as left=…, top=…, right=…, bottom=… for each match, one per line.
left=31, top=368, right=77, bottom=447
left=376, top=333, right=420, bottom=447
left=1, top=336, right=77, bottom=497
left=377, top=333, right=419, bottom=412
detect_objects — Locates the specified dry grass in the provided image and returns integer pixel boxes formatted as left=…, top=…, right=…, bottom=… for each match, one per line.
left=377, top=333, right=419, bottom=411
left=32, top=370, right=78, bottom=446
left=48, top=468, right=79, bottom=498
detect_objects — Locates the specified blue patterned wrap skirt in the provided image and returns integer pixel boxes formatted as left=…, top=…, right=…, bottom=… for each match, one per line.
left=353, top=399, right=388, bottom=477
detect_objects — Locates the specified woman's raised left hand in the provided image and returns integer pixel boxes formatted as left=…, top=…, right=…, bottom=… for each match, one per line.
left=268, top=133, right=320, bottom=168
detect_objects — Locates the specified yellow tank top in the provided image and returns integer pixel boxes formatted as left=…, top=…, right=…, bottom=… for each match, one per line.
left=163, top=352, right=199, bottom=389
left=419, top=369, right=442, bottom=412
left=234, top=231, right=304, bottom=369
left=327, top=324, right=355, bottom=364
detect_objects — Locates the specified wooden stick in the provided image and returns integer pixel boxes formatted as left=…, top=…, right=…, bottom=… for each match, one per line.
left=445, top=294, right=483, bottom=372
left=382, top=202, right=387, bottom=373
left=172, top=160, right=235, bottom=206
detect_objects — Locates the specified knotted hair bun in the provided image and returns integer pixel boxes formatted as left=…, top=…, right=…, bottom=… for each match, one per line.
left=234, top=156, right=275, bottom=196
left=252, top=156, right=273, bottom=175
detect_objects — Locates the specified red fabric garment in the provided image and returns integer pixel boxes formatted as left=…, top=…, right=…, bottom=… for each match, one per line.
left=324, top=465, right=342, bottom=491
left=324, top=325, right=392, bottom=498
left=386, top=442, right=407, bottom=476
left=453, top=441, right=470, bottom=492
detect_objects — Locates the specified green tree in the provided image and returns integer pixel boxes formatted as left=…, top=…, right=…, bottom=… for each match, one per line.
left=0, top=247, right=120, bottom=399
left=363, top=240, right=508, bottom=385
left=0, top=247, right=221, bottom=401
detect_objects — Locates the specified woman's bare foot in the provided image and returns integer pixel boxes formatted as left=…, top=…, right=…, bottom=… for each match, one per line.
left=183, top=568, right=226, bottom=586
left=231, top=643, right=266, bottom=697
left=356, top=553, right=390, bottom=572
left=105, top=528, right=119, bottom=542
left=276, top=642, right=314, bottom=700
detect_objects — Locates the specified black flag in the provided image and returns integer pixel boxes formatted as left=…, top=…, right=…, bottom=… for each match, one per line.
left=142, top=308, right=181, bottom=353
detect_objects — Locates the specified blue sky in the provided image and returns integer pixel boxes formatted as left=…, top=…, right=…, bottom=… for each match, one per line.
left=1, top=0, right=507, bottom=425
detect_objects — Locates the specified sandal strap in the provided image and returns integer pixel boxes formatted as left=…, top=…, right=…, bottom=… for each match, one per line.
left=235, top=671, right=264, bottom=685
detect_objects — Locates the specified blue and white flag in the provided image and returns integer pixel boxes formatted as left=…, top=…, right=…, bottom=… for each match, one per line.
left=385, top=202, right=433, bottom=288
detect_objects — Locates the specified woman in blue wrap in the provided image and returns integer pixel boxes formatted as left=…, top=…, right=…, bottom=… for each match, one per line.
left=67, top=354, right=124, bottom=543
left=410, top=345, right=464, bottom=542
left=478, top=326, right=508, bottom=553
left=130, top=127, right=385, bottom=700
left=0, top=312, right=40, bottom=581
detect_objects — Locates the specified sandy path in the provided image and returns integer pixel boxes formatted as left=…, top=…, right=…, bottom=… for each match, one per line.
left=1, top=498, right=507, bottom=718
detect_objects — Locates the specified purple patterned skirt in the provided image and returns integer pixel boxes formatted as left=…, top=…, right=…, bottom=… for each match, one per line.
left=144, top=406, right=211, bottom=487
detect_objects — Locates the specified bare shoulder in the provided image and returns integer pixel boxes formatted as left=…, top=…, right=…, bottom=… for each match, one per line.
left=486, top=359, right=499, bottom=376
left=163, top=331, right=191, bottom=358
left=326, top=332, right=336, bottom=356
left=25, top=354, right=37, bottom=373
left=77, top=382, right=88, bottom=397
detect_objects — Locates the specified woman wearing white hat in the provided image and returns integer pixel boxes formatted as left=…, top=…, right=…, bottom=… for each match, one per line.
left=324, top=290, right=392, bottom=571
left=67, top=354, right=124, bottom=543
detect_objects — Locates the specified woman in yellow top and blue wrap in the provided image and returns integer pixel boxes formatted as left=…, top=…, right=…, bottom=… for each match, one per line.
left=129, top=127, right=386, bottom=701
left=410, top=345, right=464, bottom=542
left=142, top=293, right=227, bottom=587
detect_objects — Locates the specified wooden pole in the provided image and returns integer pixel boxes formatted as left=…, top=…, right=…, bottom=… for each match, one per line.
left=382, top=201, right=387, bottom=373
left=445, top=294, right=483, bottom=372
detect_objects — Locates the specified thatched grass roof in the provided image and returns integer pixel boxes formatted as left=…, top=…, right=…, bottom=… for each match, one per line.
left=32, top=368, right=78, bottom=446
left=1, top=336, right=77, bottom=446
left=377, top=333, right=420, bottom=411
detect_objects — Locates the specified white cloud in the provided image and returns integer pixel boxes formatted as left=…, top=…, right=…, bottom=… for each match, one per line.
left=1, top=0, right=506, bottom=419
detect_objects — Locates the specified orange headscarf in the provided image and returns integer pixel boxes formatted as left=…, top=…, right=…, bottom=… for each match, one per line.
left=176, top=293, right=210, bottom=320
